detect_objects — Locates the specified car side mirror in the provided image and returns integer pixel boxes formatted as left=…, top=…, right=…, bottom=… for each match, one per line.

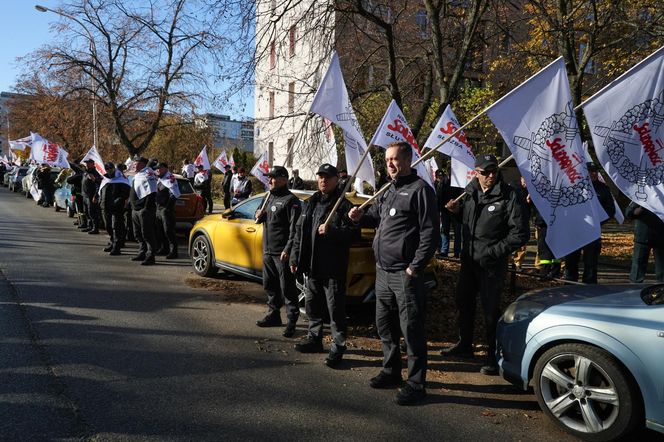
left=221, top=209, right=234, bottom=219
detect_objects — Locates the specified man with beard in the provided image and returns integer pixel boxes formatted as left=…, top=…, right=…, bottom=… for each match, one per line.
left=81, top=158, right=103, bottom=234
left=129, top=156, right=158, bottom=265
left=99, top=162, right=130, bottom=255
left=254, top=166, right=301, bottom=337
left=155, top=162, right=181, bottom=259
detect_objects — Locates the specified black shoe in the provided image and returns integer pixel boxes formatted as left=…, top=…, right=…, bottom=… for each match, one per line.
left=87, top=229, right=99, bottom=235
left=131, top=254, right=146, bottom=262
left=109, top=250, right=121, bottom=256
left=256, top=314, right=282, bottom=328
left=103, top=245, right=113, bottom=252
left=294, top=339, right=324, bottom=353
left=282, top=322, right=296, bottom=338
left=81, top=228, right=92, bottom=233
left=155, top=248, right=169, bottom=256
left=440, top=343, right=474, bottom=358
left=394, top=384, right=426, bottom=406
left=140, top=256, right=155, bottom=266
left=165, top=252, right=179, bottom=259
left=324, top=350, right=344, bottom=368
left=480, top=358, right=498, bottom=376
left=369, top=371, right=402, bottom=389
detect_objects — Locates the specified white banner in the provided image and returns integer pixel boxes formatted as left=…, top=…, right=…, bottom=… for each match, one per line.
left=99, top=169, right=130, bottom=193
left=310, top=52, right=375, bottom=189
left=194, top=145, right=211, bottom=170
left=158, top=171, right=181, bottom=198
left=580, top=141, right=624, bottom=224
left=450, top=157, right=476, bottom=188
left=369, top=99, right=433, bottom=188
left=82, top=145, right=106, bottom=175
left=132, top=167, right=158, bottom=199
left=426, top=157, right=438, bottom=183
left=323, top=118, right=339, bottom=167
left=582, top=46, right=664, bottom=221
left=9, top=135, right=32, bottom=151
left=250, top=150, right=271, bottom=190
left=29, top=133, right=69, bottom=168
left=212, top=149, right=231, bottom=172
left=423, top=105, right=476, bottom=169
left=486, top=57, right=607, bottom=258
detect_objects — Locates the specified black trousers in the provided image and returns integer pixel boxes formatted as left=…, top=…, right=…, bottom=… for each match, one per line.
left=305, top=276, right=347, bottom=353
left=564, top=238, right=601, bottom=284
left=102, top=209, right=125, bottom=251
left=375, top=267, right=427, bottom=388
left=201, top=192, right=213, bottom=214
left=83, top=197, right=101, bottom=231
left=156, top=207, right=177, bottom=254
left=223, top=192, right=231, bottom=209
left=132, top=207, right=157, bottom=258
left=455, top=258, right=507, bottom=362
left=263, top=254, right=298, bottom=322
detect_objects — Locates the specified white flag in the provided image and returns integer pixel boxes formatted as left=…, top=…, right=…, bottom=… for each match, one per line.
left=310, top=52, right=375, bottom=189
left=9, top=135, right=32, bottom=151
left=82, top=145, right=105, bottom=175
left=486, top=57, right=607, bottom=258
left=29, top=133, right=69, bottom=168
left=323, top=118, right=339, bottom=166
left=158, top=171, right=181, bottom=198
left=99, top=169, right=130, bottom=193
left=212, top=149, right=230, bottom=172
left=426, top=157, right=438, bottom=183
left=250, top=151, right=271, bottom=190
left=132, top=167, right=158, bottom=199
left=423, top=105, right=476, bottom=169
left=450, top=157, right=476, bottom=188
left=228, top=152, right=236, bottom=167
left=582, top=46, right=664, bottom=221
left=194, top=145, right=211, bottom=170
left=369, top=99, right=433, bottom=188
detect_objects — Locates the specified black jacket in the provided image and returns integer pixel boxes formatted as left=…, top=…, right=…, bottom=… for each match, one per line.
left=454, top=175, right=529, bottom=268
left=155, top=182, right=177, bottom=211
left=361, top=170, right=439, bottom=274
left=81, top=168, right=102, bottom=200
left=256, top=186, right=301, bottom=255
left=193, top=174, right=212, bottom=196
left=290, top=187, right=359, bottom=279
left=222, top=171, right=233, bottom=193
left=36, top=167, right=54, bottom=190
left=288, top=176, right=304, bottom=190
left=100, top=178, right=130, bottom=213
left=625, top=202, right=664, bottom=248
left=593, top=179, right=616, bottom=223
left=129, top=180, right=156, bottom=211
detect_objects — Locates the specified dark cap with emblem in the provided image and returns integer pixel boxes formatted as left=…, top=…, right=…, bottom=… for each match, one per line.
left=264, top=165, right=288, bottom=178
left=133, top=155, right=148, bottom=164
left=83, top=158, right=95, bottom=163
left=475, top=154, right=498, bottom=170
left=316, top=163, right=338, bottom=177
left=157, top=162, right=169, bottom=169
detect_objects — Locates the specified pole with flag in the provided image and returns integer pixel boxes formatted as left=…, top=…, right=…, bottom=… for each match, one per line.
left=194, top=145, right=211, bottom=170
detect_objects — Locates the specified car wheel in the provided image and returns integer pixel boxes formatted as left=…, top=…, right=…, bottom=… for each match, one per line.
left=533, top=343, right=642, bottom=441
left=190, top=235, right=218, bottom=277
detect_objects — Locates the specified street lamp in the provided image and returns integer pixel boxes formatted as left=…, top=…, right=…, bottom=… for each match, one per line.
left=35, top=4, right=98, bottom=149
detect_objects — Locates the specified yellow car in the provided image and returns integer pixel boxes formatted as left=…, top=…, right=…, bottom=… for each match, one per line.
left=188, top=190, right=379, bottom=305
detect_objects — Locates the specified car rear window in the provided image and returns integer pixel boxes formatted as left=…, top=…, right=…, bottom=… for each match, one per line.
left=178, top=179, right=194, bottom=194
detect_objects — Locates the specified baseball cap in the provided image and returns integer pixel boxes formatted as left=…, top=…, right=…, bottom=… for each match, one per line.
left=475, top=154, right=498, bottom=170
left=133, top=156, right=148, bottom=164
left=264, top=166, right=288, bottom=178
left=104, top=161, right=115, bottom=169
left=316, top=163, right=338, bottom=177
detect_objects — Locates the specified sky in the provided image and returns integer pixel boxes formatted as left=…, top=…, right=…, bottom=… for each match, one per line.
left=0, top=1, right=253, bottom=120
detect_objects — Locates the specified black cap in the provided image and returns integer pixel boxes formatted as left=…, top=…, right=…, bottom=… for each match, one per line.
left=104, top=161, right=115, bottom=170
left=157, top=162, right=169, bottom=169
left=475, top=154, right=498, bottom=170
left=264, top=165, right=288, bottom=178
left=83, top=158, right=95, bottom=163
left=587, top=162, right=599, bottom=171
left=196, top=164, right=205, bottom=169
left=224, top=164, right=231, bottom=169
left=316, top=163, right=338, bottom=177
left=435, top=169, right=444, bottom=177
left=133, top=156, right=148, bottom=164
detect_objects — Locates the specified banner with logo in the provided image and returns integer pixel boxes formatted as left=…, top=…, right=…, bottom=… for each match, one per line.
left=486, top=57, right=607, bottom=258
left=423, top=105, right=476, bottom=169
left=194, top=145, right=211, bottom=170
left=158, top=171, right=181, bottom=198
left=250, top=150, right=270, bottom=190
left=133, top=167, right=158, bottom=199
left=582, top=46, right=664, bottom=221
left=310, top=52, right=375, bottom=189
left=450, top=157, right=476, bottom=188
left=28, top=133, right=69, bottom=168
left=580, top=141, right=625, bottom=224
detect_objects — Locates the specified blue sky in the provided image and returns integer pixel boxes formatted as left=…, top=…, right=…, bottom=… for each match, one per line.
left=0, top=2, right=253, bottom=120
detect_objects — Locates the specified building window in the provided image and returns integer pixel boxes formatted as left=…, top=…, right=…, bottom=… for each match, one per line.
left=269, top=91, right=275, bottom=118
left=268, top=142, right=274, bottom=165
left=286, top=138, right=293, bottom=168
left=270, top=40, right=276, bottom=69
left=288, top=82, right=295, bottom=114
left=415, top=9, right=429, bottom=37
left=289, top=25, right=296, bottom=57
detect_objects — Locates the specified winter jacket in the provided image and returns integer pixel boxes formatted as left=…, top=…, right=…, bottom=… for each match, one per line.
left=454, top=174, right=529, bottom=268
left=290, top=187, right=359, bottom=279
left=255, top=186, right=301, bottom=255
left=222, top=171, right=233, bottom=193
left=625, top=202, right=664, bottom=249
left=361, top=170, right=440, bottom=274
left=593, top=179, right=616, bottom=223
left=100, top=177, right=130, bottom=213
left=81, top=168, right=102, bottom=200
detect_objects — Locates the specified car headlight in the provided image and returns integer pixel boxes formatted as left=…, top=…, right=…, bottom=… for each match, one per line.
left=502, top=300, right=546, bottom=324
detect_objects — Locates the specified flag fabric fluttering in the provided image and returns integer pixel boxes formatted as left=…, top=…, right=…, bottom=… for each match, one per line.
left=132, top=167, right=158, bottom=200
left=450, top=157, right=476, bottom=188
left=369, top=99, right=433, bottom=188
left=194, top=145, right=211, bottom=170
left=82, top=145, right=106, bottom=175
left=323, top=118, right=339, bottom=167
left=582, top=45, right=664, bottom=221
left=9, top=135, right=32, bottom=151
left=423, top=105, right=476, bottom=169
left=158, top=171, right=181, bottom=198
left=212, top=149, right=231, bottom=172
left=29, top=133, right=69, bottom=168
left=250, top=151, right=271, bottom=190
left=486, top=57, right=607, bottom=258
left=310, top=52, right=375, bottom=189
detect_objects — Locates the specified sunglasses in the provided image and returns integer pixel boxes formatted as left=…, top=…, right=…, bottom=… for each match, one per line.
left=477, top=168, right=497, bottom=176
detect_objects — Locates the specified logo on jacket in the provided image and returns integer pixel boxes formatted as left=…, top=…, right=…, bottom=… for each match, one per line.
left=389, top=208, right=396, bottom=216
left=488, top=205, right=496, bottom=212
left=271, top=205, right=276, bottom=212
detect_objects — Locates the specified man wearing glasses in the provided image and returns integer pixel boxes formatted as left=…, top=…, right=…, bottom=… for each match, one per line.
left=443, top=154, right=529, bottom=375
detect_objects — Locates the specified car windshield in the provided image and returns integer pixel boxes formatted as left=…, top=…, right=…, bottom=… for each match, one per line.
left=231, top=196, right=264, bottom=220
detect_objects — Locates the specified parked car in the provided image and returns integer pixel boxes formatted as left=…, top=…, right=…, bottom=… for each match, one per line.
left=126, top=173, right=204, bottom=225
left=54, top=182, right=76, bottom=216
left=188, top=190, right=436, bottom=306
left=23, top=166, right=61, bottom=200
left=8, top=166, right=29, bottom=192
left=496, top=283, right=664, bottom=441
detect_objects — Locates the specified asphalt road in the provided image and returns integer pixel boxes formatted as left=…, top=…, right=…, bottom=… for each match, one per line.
left=0, top=186, right=587, bottom=441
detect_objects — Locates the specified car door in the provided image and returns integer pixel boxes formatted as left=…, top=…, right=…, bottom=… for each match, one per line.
left=214, top=195, right=264, bottom=274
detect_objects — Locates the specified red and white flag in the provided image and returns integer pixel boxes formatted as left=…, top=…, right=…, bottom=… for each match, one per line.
left=310, top=52, right=375, bottom=189
left=158, top=171, right=181, bottom=198
left=29, top=133, right=69, bottom=168
left=250, top=150, right=271, bottom=190
left=212, top=149, right=230, bottom=172
left=486, top=57, right=607, bottom=258
left=582, top=46, right=664, bottom=221
left=450, top=158, right=476, bottom=189
left=423, top=105, right=476, bottom=169
left=369, top=99, right=433, bottom=188
left=194, top=145, right=211, bottom=170
left=82, top=145, right=105, bottom=175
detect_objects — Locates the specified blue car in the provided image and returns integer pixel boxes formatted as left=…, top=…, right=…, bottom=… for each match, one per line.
left=497, top=284, right=664, bottom=441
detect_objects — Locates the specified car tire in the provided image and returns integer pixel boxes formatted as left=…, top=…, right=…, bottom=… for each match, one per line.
left=533, top=343, right=642, bottom=442
left=190, top=235, right=218, bottom=277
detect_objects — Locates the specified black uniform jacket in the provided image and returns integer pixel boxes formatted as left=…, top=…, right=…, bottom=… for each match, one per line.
left=361, top=170, right=440, bottom=274
left=625, top=202, right=664, bottom=248
left=290, top=187, right=359, bottom=279
left=256, top=186, right=301, bottom=256
left=100, top=178, right=130, bottom=213
left=81, top=169, right=102, bottom=200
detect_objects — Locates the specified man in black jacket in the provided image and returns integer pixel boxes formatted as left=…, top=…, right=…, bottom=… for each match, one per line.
left=193, top=165, right=213, bottom=214
left=36, top=164, right=55, bottom=208
left=99, top=162, right=130, bottom=255
left=563, top=163, right=616, bottom=284
left=290, top=163, right=359, bottom=368
left=443, top=154, right=529, bottom=376
left=155, top=162, right=180, bottom=259
left=287, top=169, right=304, bottom=190
left=222, top=164, right=233, bottom=209
left=349, top=142, right=439, bottom=405
left=129, top=156, right=158, bottom=265
left=626, top=202, right=664, bottom=282
left=255, top=166, right=302, bottom=337
left=81, top=159, right=103, bottom=234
